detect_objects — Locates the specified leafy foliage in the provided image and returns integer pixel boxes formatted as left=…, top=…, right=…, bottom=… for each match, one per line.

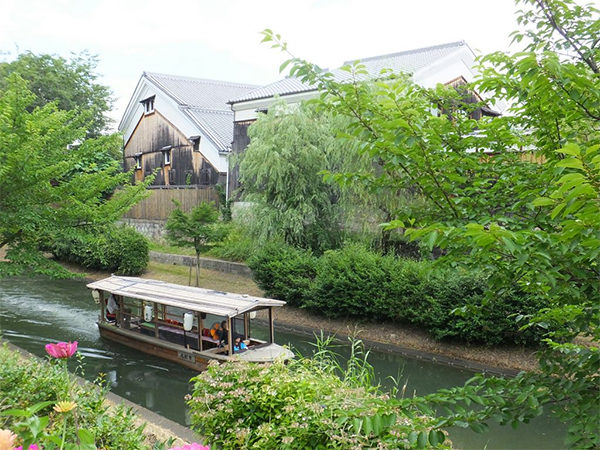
left=0, top=344, right=148, bottom=449
left=0, top=75, right=150, bottom=278
left=204, top=223, right=258, bottom=262
left=250, top=242, right=549, bottom=345
left=165, top=201, right=226, bottom=285
left=247, top=241, right=317, bottom=307
left=0, top=51, right=113, bottom=137
left=51, top=225, right=149, bottom=276
left=239, top=102, right=367, bottom=253
left=262, top=0, right=600, bottom=446
left=188, top=338, right=447, bottom=449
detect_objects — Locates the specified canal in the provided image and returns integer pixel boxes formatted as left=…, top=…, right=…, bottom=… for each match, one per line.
left=0, top=277, right=566, bottom=449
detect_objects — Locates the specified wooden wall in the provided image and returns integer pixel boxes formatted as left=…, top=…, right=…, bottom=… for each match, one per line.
left=228, top=120, right=254, bottom=198
left=124, top=111, right=222, bottom=187
left=123, top=186, right=219, bottom=220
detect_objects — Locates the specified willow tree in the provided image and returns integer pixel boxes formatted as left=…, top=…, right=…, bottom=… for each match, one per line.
left=238, top=102, right=398, bottom=253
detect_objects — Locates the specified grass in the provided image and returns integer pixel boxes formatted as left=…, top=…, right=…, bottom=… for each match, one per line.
left=143, top=261, right=264, bottom=297
left=148, top=241, right=196, bottom=257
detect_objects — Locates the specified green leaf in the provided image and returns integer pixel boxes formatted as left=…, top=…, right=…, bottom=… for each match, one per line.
left=556, top=143, right=580, bottom=156
left=363, top=416, right=373, bottom=436
left=408, top=431, right=418, bottom=445
left=353, top=418, right=362, bottom=434
left=78, top=428, right=96, bottom=446
left=555, top=158, right=584, bottom=170
left=373, top=413, right=383, bottom=436
left=428, top=429, right=442, bottom=446
left=279, top=59, right=292, bottom=74
left=417, top=431, right=428, bottom=448
left=531, top=197, right=554, bottom=207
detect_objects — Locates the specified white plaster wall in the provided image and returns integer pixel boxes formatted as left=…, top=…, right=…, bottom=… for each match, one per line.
left=231, top=91, right=318, bottom=122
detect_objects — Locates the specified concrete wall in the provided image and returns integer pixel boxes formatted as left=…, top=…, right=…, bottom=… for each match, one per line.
left=119, top=218, right=167, bottom=241
left=149, top=251, right=251, bottom=277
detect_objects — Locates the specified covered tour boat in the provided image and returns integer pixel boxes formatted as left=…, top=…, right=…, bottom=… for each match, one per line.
left=87, top=276, right=294, bottom=371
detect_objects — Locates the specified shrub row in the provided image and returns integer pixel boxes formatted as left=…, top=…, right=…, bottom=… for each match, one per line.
left=248, top=243, right=549, bottom=346
left=51, top=225, right=149, bottom=275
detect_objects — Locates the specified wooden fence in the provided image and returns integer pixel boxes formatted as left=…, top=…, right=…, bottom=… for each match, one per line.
left=123, top=185, right=219, bottom=221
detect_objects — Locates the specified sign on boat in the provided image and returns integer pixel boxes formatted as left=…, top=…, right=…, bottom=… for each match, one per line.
left=87, top=276, right=294, bottom=370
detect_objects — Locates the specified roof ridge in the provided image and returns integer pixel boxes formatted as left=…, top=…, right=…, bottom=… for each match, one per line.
left=185, top=106, right=233, bottom=115
left=343, top=40, right=466, bottom=64
left=143, top=71, right=259, bottom=89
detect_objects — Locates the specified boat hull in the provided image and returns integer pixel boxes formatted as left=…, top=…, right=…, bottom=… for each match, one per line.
left=98, top=322, right=209, bottom=371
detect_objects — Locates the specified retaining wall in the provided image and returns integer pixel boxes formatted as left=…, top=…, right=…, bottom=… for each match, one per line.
left=150, top=251, right=252, bottom=277
left=119, top=218, right=166, bottom=241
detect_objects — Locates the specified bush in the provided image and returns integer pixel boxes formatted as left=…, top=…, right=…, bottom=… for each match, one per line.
left=188, top=345, right=447, bottom=449
left=247, top=241, right=317, bottom=306
left=249, top=242, right=551, bottom=346
left=102, top=226, right=149, bottom=275
left=205, top=223, right=258, bottom=262
left=0, top=344, right=148, bottom=449
left=52, top=225, right=149, bottom=275
left=421, top=273, right=548, bottom=345
left=307, top=244, right=398, bottom=318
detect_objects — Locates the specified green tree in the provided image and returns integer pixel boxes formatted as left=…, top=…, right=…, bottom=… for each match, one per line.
left=238, top=102, right=344, bottom=252
left=0, top=51, right=112, bottom=137
left=263, top=0, right=599, bottom=446
left=165, top=201, right=225, bottom=286
left=0, top=74, right=149, bottom=278
left=238, top=101, right=392, bottom=253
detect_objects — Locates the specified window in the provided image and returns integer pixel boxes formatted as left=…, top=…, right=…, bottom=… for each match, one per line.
left=163, top=149, right=171, bottom=165
left=141, top=96, right=155, bottom=115
left=134, top=154, right=142, bottom=170
left=190, top=136, right=201, bottom=152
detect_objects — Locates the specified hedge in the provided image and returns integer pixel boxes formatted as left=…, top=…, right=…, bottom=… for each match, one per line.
left=249, top=243, right=549, bottom=346
left=51, top=225, right=149, bottom=276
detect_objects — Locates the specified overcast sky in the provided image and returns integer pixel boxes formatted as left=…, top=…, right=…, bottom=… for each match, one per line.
left=0, top=0, right=583, bottom=128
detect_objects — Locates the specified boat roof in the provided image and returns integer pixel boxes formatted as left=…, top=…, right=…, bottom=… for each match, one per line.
left=87, top=276, right=285, bottom=318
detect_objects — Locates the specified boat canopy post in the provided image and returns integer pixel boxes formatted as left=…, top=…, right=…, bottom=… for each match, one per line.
left=198, top=312, right=203, bottom=351
left=117, top=296, right=123, bottom=328
left=99, top=290, right=105, bottom=322
left=227, top=317, right=233, bottom=356
left=153, top=303, right=159, bottom=338
left=268, top=307, right=274, bottom=343
left=244, top=313, right=249, bottom=340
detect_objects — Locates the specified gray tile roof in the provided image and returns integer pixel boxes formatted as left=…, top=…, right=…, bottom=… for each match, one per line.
left=230, top=41, right=470, bottom=104
left=144, top=72, right=258, bottom=150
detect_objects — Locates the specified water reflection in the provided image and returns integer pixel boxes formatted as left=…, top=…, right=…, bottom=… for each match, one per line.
left=0, top=277, right=566, bottom=447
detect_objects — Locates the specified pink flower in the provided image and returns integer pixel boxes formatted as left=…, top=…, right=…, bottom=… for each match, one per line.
left=14, top=445, right=40, bottom=450
left=169, top=444, right=210, bottom=450
left=45, top=341, right=78, bottom=359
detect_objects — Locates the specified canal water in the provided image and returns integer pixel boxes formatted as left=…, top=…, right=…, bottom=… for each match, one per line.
left=0, top=277, right=566, bottom=449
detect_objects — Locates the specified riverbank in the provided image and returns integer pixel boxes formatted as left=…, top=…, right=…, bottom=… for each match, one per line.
left=61, top=258, right=539, bottom=374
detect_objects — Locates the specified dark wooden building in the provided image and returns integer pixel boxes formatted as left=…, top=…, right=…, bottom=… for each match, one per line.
left=119, top=72, right=257, bottom=194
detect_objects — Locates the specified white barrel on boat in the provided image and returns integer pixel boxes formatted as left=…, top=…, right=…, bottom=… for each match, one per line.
left=144, top=305, right=153, bottom=322
left=183, top=312, right=194, bottom=331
